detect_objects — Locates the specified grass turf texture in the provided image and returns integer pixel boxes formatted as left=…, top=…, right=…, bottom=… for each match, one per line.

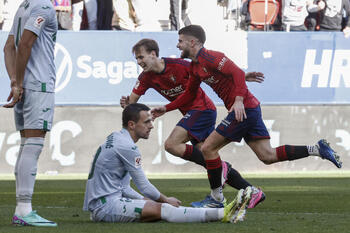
left=0, top=177, right=349, bottom=233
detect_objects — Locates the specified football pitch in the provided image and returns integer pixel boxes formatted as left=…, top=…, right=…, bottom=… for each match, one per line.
left=0, top=174, right=349, bottom=233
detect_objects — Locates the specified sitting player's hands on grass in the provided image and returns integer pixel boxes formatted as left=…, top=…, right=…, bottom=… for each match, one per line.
left=166, top=197, right=182, bottom=207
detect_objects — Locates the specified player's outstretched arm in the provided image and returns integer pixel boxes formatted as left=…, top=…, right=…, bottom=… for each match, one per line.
left=245, top=72, right=265, bottom=83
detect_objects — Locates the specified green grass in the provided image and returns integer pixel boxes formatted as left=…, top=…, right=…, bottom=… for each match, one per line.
left=0, top=177, right=349, bottom=233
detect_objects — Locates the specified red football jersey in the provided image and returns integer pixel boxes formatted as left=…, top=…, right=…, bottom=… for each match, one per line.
left=132, top=57, right=216, bottom=115
left=166, top=48, right=259, bottom=112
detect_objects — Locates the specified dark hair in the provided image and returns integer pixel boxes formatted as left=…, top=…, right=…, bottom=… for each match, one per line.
left=122, top=103, right=150, bottom=128
left=132, top=39, right=159, bottom=57
left=178, top=25, right=206, bottom=44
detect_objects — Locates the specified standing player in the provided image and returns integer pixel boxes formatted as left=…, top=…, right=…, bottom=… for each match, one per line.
left=84, top=103, right=254, bottom=223
left=3, top=0, right=58, bottom=227
left=120, top=38, right=265, bottom=208
left=151, top=25, right=342, bottom=206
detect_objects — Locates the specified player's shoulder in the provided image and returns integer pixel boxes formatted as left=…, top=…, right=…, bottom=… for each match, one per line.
left=30, top=0, right=56, bottom=15
left=138, top=71, right=149, bottom=81
left=116, top=129, right=139, bottom=151
left=198, top=48, right=225, bottom=64
left=163, top=57, right=191, bottom=67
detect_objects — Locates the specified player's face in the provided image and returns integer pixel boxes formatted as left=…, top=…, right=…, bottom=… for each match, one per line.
left=135, top=47, right=156, bottom=72
left=134, top=110, right=154, bottom=140
left=177, top=34, right=191, bottom=59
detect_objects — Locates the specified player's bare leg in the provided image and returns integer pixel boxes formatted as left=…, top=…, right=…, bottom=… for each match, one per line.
left=166, top=128, right=264, bottom=208
left=201, top=131, right=230, bottom=203
left=164, top=126, right=191, bottom=157
left=246, top=139, right=277, bottom=164
left=247, top=138, right=342, bottom=168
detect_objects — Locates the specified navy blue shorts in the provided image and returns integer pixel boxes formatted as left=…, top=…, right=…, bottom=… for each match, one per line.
left=215, top=105, right=270, bottom=142
left=177, top=109, right=216, bottom=145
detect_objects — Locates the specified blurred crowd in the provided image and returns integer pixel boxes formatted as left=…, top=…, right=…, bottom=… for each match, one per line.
left=0, top=0, right=349, bottom=36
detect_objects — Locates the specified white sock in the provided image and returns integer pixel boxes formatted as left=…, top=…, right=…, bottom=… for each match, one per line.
left=15, top=138, right=26, bottom=200
left=161, top=203, right=221, bottom=223
left=211, top=187, right=224, bottom=202
left=307, top=145, right=320, bottom=156
left=15, top=202, right=32, bottom=217
left=15, top=137, right=44, bottom=216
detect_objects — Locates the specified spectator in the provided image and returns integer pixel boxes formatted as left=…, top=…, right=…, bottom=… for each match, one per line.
left=132, top=0, right=162, bottom=31
left=97, top=0, right=114, bottom=29
left=52, top=0, right=73, bottom=30
left=1, top=0, right=22, bottom=31
left=318, top=0, right=350, bottom=37
left=112, top=0, right=137, bottom=31
left=169, top=0, right=191, bottom=30
left=281, top=0, right=325, bottom=31
left=112, top=0, right=162, bottom=31
left=0, top=0, right=4, bottom=30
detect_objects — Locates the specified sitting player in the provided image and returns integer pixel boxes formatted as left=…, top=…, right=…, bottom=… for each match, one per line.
left=83, top=103, right=254, bottom=223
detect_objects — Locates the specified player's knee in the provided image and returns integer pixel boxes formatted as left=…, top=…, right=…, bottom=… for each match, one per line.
left=201, top=144, right=213, bottom=159
left=141, top=201, right=162, bottom=222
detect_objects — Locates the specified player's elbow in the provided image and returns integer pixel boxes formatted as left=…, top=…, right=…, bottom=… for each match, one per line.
left=164, top=139, right=175, bottom=154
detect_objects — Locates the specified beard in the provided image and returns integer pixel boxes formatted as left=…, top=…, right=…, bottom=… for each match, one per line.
left=180, top=49, right=190, bottom=59
left=138, top=131, right=150, bottom=140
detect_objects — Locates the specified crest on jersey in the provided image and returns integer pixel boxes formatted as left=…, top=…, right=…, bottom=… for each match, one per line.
left=135, top=156, right=142, bottom=168
left=34, top=16, right=45, bottom=29
left=170, top=75, right=176, bottom=83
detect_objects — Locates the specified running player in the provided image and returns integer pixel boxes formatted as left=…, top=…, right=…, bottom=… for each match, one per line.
left=83, top=103, right=254, bottom=223
left=120, top=38, right=265, bottom=208
left=151, top=25, right=342, bottom=207
left=3, top=0, right=58, bottom=227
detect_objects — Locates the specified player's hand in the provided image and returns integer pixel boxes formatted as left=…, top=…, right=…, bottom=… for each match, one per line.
left=3, top=86, right=23, bottom=108
left=343, top=26, right=350, bottom=39
left=120, top=95, right=130, bottom=108
left=245, top=72, right=265, bottom=83
left=151, top=106, right=166, bottom=120
left=229, top=96, right=246, bottom=122
left=166, top=197, right=181, bottom=207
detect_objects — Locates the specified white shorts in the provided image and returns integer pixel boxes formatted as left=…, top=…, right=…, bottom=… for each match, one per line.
left=91, top=196, right=146, bottom=223
left=14, top=89, right=55, bottom=131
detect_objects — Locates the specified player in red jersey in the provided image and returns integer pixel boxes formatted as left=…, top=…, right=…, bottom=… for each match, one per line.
left=120, top=38, right=266, bottom=208
left=151, top=25, right=342, bottom=208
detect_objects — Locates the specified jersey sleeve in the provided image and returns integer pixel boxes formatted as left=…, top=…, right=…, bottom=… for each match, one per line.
left=24, top=4, right=53, bottom=36
left=121, top=174, right=144, bottom=199
left=206, top=52, right=248, bottom=97
left=165, top=71, right=201, bottom=112
left=9, top=21, right=15, bottom=36
left=117, top=147, right=161, bottom=200
left=132, top=72, right=150, bottom=96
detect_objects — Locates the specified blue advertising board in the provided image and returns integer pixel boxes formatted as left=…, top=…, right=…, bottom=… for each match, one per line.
left=247, top=32, right=350, bottom=104
left=0, top=31, right=349, bottom=105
